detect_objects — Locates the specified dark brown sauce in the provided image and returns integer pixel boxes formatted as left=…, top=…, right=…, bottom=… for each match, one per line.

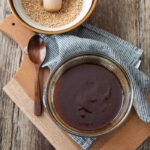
left=54, top=64, right=123, bottom=131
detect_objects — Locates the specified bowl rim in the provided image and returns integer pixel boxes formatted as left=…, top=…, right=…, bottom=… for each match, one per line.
left=8, top=0, right=97, bottom=34
left=44, top=53, right=134, bottom=137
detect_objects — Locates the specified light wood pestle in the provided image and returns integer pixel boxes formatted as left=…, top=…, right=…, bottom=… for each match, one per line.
left=42, top=0, right=62, bottom=12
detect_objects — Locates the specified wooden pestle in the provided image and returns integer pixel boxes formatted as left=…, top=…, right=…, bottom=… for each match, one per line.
left=42, top=0, right=62, bottom=12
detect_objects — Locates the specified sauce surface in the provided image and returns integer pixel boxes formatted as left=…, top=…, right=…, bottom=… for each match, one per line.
left=54, top=64, right=123, bottom=131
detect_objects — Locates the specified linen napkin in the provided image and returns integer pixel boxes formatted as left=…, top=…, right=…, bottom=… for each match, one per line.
left=41, top=24, right=150, bottom=150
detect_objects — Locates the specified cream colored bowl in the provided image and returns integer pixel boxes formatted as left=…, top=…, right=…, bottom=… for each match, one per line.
left=8, top=0, right=97, bottom=34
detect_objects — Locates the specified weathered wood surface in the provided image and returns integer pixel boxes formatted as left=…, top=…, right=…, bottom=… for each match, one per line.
left=0, top=0, right=149, bottom=150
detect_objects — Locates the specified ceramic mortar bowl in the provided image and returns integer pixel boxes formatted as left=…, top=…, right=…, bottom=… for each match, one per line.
left=8, top=0, right=97, bottom=34
left=43, top=54, right=134, bottom=137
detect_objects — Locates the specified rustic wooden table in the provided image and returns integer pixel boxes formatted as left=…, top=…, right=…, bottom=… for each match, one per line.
left=0, top=0, right=149, bottom=150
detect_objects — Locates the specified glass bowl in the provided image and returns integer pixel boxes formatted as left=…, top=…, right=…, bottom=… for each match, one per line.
left=44, top=54, right=133, bottom=137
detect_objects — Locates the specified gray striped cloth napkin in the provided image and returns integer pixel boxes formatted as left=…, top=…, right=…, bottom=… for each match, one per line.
left=41, top=24, right=150, bottom=150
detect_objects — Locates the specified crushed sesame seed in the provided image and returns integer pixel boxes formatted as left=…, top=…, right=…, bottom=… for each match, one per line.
left=22, top=0, right=83, bottom=28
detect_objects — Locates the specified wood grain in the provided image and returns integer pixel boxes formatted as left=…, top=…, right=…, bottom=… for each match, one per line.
left=0, top=1, right=53, bottom=150
left=0, top=15, right=35, bottom=50
left=0, top=0, right=150, bottom=150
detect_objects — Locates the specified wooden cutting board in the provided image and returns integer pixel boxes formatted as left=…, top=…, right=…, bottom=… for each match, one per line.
left=0, top=14, right=149, bottom=150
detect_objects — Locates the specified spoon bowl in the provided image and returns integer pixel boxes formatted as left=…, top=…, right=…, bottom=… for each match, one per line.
left=28, top=35, right=46, bottom=65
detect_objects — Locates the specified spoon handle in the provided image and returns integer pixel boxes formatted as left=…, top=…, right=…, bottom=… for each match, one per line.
left=34, top=65, right=42, bottom=116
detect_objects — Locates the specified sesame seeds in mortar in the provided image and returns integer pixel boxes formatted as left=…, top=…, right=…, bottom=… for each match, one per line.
left=22, top=0, right=83, bottom=28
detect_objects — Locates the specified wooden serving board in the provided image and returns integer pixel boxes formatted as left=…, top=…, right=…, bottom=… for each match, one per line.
left=0, top=14, right=150, bottom=150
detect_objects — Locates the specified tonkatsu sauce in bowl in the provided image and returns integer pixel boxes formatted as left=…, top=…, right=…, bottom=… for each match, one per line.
left=54, top=64, right=123, bottom=131
left=45, top=54, right=133, bottom=137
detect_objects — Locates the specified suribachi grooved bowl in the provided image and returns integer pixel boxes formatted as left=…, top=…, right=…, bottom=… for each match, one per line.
left=8, top=0, right=97, bottom=34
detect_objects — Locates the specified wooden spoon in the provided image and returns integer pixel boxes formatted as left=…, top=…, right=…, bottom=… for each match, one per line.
left=27, top=35, right=46, bottom=116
